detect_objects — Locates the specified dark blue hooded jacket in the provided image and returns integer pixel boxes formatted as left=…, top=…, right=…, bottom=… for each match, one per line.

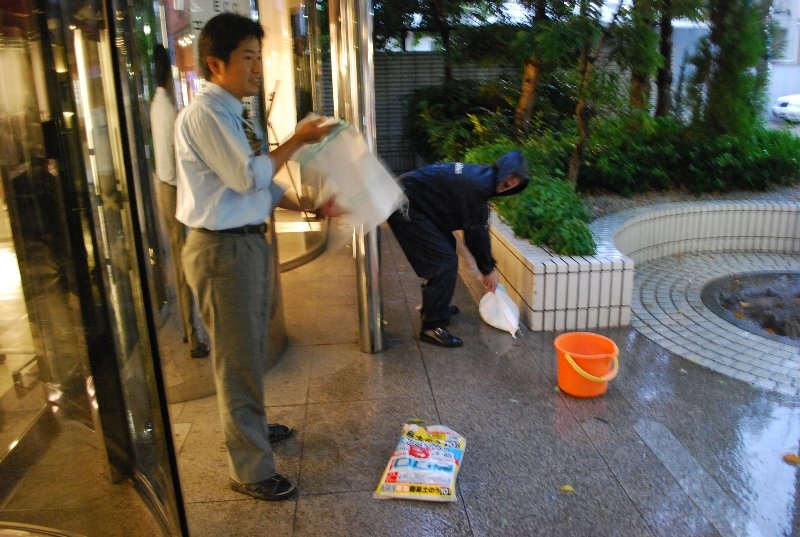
left=397, top=150, right=529, bottom=275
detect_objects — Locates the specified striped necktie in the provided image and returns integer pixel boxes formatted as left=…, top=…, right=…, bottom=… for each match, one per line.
left=242, top=110, right=262, bottom=154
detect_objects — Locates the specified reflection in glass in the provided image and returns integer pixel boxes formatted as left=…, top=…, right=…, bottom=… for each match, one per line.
left=270, top=1, right=329, bottom=269
left=0, top=0, right=183, bottom=535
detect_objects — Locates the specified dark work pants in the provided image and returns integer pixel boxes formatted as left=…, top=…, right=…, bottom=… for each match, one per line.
left=388, top=208, right=458, bottom=329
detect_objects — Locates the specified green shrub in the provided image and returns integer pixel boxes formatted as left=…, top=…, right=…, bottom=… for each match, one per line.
left=494, top=171, right=596, bottom=255
left=406, top=79, right=516, bottom=163
left=684, top=128, right=800, bottom=193
left=405, top=80, right=800, bottom=257
left=581, top=114, right=685, bottom=195
left=581, top=116, right=800, bottom=195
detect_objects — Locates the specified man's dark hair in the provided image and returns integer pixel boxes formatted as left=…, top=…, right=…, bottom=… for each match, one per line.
left=154, top=43, right=171, bottom=89
left=198, top=12, right=264, bottom=80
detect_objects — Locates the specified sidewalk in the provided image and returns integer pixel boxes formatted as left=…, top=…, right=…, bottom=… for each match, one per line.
left=169, top=224, right=800, bottom=537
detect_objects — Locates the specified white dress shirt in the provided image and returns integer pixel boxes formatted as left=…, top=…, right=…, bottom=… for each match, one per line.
left=174, top=82, right=285, bottom=230
left=151, top=86, right=178, bottom=186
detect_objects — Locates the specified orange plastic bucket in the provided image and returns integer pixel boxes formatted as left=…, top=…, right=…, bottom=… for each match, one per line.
left=554, top=332, right=619, bottom=398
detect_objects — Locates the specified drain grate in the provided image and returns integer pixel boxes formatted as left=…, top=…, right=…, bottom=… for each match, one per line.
left=701, top=271, right=800, bottom=348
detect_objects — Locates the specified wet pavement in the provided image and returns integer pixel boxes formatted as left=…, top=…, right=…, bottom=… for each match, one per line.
left=167, top=223, right=800, bottom=537
left=633, top=252, right=800, bottom=396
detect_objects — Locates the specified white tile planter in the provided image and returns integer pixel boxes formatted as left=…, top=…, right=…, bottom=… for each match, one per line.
left=457, top=200, right=800, bottom=332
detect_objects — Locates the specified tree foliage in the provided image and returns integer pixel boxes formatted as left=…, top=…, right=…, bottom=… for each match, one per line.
left=398, top=0, right=800, bottom=253
left=369, top=0, right=507, bottom=78
left=372, top=1, right=418, bottom=51
left=686, top=0, right=771, bottom=136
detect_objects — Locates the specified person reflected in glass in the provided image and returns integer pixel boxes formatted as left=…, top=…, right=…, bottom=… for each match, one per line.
left=150, top=43, right=209, bottom=358
left=175, top=12, right=340, bottom=502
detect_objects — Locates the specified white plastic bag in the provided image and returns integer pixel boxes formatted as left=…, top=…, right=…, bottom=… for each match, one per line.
left=479, top=283, right=520, bottom=338
left=290, top=115, right=406, bottom=231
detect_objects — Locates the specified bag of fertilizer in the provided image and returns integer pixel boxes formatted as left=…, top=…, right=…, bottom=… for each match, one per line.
left=374, top=422, right=466, bottom=502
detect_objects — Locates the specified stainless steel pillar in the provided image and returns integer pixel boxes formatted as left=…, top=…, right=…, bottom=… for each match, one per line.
left=329, top=0, right=383, bottom=353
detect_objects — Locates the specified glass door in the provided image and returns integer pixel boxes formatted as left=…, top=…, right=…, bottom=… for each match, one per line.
left=0, top=0, right=184, bottom=535
left=259, top=0, right=330, bottom=270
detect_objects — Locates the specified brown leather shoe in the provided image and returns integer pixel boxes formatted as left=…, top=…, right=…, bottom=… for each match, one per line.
left=230, top=474, right=297, bottom=501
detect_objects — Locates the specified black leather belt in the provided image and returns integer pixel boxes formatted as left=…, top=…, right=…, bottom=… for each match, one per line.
left=196, top=223, right=268, bottom=235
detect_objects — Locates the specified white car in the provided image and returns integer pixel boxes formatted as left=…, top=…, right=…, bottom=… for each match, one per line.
left=772, top=93, right=800, bottom=122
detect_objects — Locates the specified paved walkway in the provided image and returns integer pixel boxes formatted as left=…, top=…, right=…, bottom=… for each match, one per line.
left=168, top=223, right=800, bottom=537
left=633, top=252, right=800, bottom=396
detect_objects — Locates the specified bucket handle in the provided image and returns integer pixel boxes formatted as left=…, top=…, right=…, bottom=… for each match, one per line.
left=564, top=352, right=619, bottom=383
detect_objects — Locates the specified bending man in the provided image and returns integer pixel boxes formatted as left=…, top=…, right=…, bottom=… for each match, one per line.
left=388, top=150, right=529, bottom=348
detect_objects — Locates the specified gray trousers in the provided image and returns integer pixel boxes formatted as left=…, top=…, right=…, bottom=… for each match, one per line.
left=156, top=181, right=203, bottom=348
left=182, top=229, right=275, bottom=483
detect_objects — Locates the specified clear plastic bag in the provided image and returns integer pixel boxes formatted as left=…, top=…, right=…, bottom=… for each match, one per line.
left=290, top=115, right=406, bottom=231
left=479, top=283, right=520, bottom=338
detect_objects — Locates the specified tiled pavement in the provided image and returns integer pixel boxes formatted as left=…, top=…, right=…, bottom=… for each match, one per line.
left=167, top=223, right=800, bottom=537
left=633, top=252, right=800, bottom=396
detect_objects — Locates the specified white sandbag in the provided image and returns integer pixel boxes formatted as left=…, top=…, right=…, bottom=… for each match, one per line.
left=479, top=284, right=520, bottom=338
left=290, top=115, right=406, bottom=231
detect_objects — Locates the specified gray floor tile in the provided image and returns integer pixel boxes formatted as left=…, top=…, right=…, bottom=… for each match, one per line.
left=185, top=498, right=296, bottom=537
left=306, top=342, right=429, bottom=404
left=168, top=225, right=800, bottom=537
left=299, top=397, right=438, bottom=495
left=294, top=491, right=472, bottom=537
left=459, top=476, right=655, bottom=537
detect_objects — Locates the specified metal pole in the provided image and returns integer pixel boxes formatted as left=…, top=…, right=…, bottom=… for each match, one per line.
left=329, top=0, right=383, bottom=353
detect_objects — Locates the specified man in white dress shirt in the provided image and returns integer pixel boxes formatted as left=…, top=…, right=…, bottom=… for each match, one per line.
left=175, top=12, right=338, bottom=501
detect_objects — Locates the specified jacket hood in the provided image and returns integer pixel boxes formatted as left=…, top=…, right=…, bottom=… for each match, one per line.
left=492, top=150, right=529, bottom=197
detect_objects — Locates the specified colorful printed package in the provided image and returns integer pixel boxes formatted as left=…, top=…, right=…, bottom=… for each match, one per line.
left=374, top=422, right=466, bottom=502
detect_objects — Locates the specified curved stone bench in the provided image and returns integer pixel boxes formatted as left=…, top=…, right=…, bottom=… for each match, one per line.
left=472, top=200, right=800, bottom=332
left=597, top=200, right=800, bottom=263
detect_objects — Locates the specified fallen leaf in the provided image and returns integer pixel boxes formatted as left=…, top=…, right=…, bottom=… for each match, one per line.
left=560, top=485, right=575, bottom=493
left=734, top=312, right=745, bottom=319
left=739, top=301, right=750, bottom=307
left=783, top=453, right=800, bottom=465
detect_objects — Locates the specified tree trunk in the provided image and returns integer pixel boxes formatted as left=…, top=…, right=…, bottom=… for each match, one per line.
left=430, top=0, right=452, bottom=81
left=514, top=58, right=541, bottom=133
left=655, top=0, right=673, bottom=116
left=534, top=0, right=547, bottom=22
left=568, top=0, right=624, bottom=184
left=755, top=0, right=773, bottom=83
left=630, top=71, right=651, bottom=109
left=568, top=55, right=594, bottom=184
left=442, top=26, right=452, bottom=81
